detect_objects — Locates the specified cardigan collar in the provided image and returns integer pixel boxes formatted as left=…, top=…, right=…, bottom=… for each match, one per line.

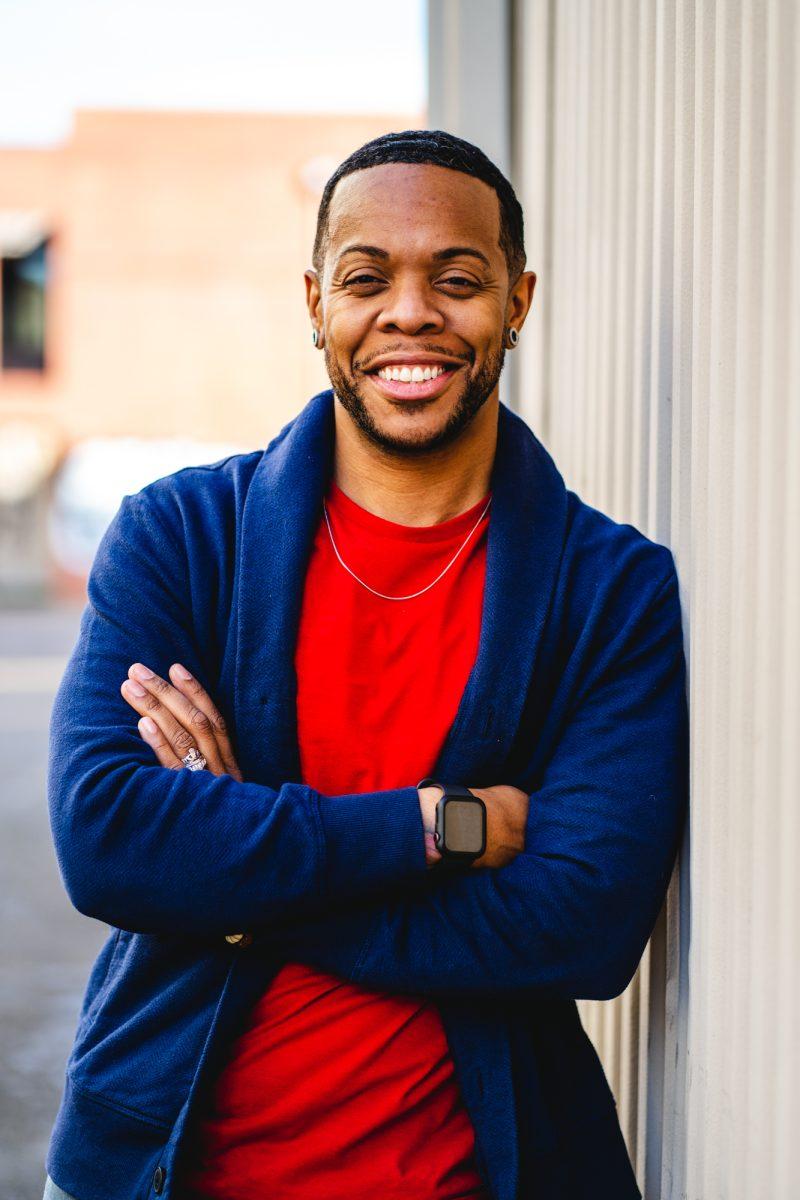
left=233, top=387, right=568, bottom=793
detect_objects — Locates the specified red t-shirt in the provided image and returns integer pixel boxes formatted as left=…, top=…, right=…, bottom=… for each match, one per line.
left=184, top=476, right=493, bottom=1200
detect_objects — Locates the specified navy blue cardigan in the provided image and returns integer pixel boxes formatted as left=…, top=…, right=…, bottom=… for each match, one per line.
left=46, top=389, right=689, bottom=1200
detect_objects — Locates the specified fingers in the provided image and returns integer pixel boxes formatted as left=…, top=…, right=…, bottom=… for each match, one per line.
left=167, top=664, right=244, bottom=782
left=137, top=716, right=184, bottom=770
left=120, top=663, right=226, bottom=775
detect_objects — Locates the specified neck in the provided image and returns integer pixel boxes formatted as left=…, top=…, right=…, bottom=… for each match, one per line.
left=331, top=395, right=498, bottom=527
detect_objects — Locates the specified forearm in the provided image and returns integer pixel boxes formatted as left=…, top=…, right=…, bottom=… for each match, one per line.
left=52, top=629, right=437, bottom=936
left=258, top=854, right=627, bottom=1001
left=50, top=607, right=433, bottom=937
left=52, top=491, right=434, bottom=938
left=50, top=734, right=429, bottom=937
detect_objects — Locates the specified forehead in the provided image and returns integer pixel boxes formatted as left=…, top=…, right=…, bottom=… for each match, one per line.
left=326, top=162, right=503, bottom=263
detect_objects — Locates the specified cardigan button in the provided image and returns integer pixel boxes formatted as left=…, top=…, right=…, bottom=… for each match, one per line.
left=225, top=932, right=253, bottom=947
left=153, top=1165, right=166, bottom=1194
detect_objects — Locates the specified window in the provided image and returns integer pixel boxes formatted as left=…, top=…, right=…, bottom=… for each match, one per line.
left=2, top=237, right=48, bottom=371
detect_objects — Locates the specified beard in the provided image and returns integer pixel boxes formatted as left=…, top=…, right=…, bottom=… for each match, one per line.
left=325, top=341, right=506, bottom=459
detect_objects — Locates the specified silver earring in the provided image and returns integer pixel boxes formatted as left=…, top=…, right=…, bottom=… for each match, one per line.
left=312, top=329, right=319, bottom=347
left=506, top=327, right=519, bottom=348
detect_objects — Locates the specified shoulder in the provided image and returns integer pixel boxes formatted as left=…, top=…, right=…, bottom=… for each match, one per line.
left=88, top=450, right=266, bottom=599
left=124, top=449, right=262, bottom=540
left=564, top=488, right=676, bottom=596
left=536, top=492, right=687, bottom=725
left=92, top=404, right=316, bottom=600
left=555, top=491, right=680, bottom=659
left=122, top=402, right=308, bottom=538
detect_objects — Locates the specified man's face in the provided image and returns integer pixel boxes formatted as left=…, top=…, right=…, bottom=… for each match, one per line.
left=305, top=163, right=534, bottom=458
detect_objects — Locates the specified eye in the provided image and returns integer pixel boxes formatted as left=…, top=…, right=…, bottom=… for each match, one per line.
left=439, top=274, right=480, bottom=290
left=344, top=273, right=385, bottom=288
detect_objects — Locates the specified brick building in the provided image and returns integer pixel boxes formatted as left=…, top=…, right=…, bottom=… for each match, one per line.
left=0, top=108, right=419, bottom=451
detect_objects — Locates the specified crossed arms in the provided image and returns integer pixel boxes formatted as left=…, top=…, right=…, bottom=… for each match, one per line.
left=49, top=491, right=688, bottom=1002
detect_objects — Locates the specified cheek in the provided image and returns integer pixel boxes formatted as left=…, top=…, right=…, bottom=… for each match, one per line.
left=325, top=293, right=371, bottom=327
left=446, top=298, right=505, bottom=343
left=325, top=305, right=374, bottom=356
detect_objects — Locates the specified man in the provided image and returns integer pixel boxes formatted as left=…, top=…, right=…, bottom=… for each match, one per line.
left=44, top=130, right=688, bottom=1200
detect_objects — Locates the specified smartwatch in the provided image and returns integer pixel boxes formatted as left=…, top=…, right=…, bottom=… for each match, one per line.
left=416, top=778, right=487, bottom=864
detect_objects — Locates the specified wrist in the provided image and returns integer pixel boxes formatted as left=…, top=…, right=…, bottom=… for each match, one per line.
left=417, top=779, right=488, bottom=867
left=418, top=785, right=443, bottom=867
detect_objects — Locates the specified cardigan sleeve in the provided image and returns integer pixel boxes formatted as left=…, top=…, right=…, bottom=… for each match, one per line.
left=48, top=491, right=427, bottom=938
left=260, top=564, right=690, bottom=1002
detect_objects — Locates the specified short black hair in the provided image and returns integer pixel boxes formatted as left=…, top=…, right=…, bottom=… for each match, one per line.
left=312, top=129, right=526, bottom=284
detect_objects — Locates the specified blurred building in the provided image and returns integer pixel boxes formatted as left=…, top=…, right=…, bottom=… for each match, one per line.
left=0, top=108, right=420, bottom=446
left=430, top=1, right=800, bottom=1198
left=0, top=108, right=420, bottom=601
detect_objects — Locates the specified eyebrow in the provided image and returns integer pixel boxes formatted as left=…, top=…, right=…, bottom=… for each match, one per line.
left=336, top=244, right=390, bottom=263
left=335, top=243, right=492, bottom=269
left=432, top=246, right=492, bottom=269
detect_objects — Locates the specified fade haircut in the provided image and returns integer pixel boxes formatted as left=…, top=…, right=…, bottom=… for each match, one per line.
left=311, top=129, right=526, bottom=285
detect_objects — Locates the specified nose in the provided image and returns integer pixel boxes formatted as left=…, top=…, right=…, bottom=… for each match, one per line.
left=375, top=280, right=445, bottom=337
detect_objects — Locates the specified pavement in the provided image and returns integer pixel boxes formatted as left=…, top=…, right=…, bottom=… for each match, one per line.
left=0, top=604, right=107, bottom=1200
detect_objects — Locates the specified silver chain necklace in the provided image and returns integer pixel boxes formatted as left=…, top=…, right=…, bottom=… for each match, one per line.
left=322, top=494, right=492, bottom=601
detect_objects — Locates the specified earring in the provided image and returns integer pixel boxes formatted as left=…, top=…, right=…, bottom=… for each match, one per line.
left=506, top=327, right=519, bottom=348
left=311, top=329, right=319, bottom=347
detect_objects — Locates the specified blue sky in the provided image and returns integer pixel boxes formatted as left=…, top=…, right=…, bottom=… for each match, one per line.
left=0, top=0, right=428, bottom=146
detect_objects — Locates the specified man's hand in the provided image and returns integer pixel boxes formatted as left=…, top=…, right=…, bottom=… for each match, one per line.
left=418, top=783, right=530, bottom=870
left=120, top=661, right=244, bottom=781
left=120, top=667, right=529, bottom=874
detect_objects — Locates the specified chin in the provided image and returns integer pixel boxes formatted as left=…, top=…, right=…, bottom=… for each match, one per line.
left=330, top=356, right=496, bottom=456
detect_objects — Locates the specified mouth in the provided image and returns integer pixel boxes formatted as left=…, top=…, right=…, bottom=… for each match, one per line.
left=363, top=358, right=464, bottom=402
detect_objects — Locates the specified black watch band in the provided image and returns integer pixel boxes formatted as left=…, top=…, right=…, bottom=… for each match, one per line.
left=416, top=777, right=487, bottom=864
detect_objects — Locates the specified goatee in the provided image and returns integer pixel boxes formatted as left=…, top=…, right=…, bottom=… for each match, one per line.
left=325, top=344, right=506, bottom=459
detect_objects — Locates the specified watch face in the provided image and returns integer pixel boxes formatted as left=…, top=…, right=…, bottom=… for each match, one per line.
left=444, top=799, right=484, bottom=853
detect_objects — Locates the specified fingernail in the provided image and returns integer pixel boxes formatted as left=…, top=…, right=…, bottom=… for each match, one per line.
left=139, top=717, right=157, bottom=735
left=172, top=664, right=192, bottom=680
left=131, top=664, right=154, bottom=681
left=125, top=680, right=147, bottom=697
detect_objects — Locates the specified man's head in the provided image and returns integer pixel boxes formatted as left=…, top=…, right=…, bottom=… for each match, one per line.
left=305, top=129, right=536, bottom=459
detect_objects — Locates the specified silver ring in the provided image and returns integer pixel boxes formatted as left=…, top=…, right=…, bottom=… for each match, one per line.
left=182, top=747, right=207, bottom=771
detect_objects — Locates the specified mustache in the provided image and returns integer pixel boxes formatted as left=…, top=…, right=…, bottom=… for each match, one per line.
left=353, top=343, right=475, bottom=371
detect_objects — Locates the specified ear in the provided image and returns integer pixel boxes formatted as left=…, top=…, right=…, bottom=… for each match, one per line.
left=304, top=268, right=323, bottom=333
left=506, top=270, right=537, bottom=332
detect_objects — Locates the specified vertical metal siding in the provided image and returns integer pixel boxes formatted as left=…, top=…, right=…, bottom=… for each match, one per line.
left=512, top=1, right=800, bottom=1196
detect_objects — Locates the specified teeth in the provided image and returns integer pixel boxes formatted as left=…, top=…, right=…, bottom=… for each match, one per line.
left=377, top=364, right=450, bottom=382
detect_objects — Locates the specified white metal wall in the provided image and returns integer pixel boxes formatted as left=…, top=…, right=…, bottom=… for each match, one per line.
left=511, top=1, right=800, bottom=1197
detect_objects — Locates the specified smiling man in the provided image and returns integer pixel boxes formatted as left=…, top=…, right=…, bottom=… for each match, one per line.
left=44, top=131, right=689, bottom=1200
left=308, top=153, right=531, bottom=480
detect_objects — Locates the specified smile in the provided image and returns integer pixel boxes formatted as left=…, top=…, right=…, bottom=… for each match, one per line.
left=365, top=358, right=463, bottom=402
left=375, top=364, right=449, bottom=382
